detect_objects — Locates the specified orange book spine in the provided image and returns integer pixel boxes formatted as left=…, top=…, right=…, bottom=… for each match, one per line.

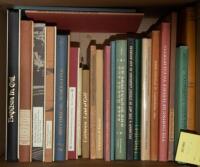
left=19, top=20, right=33, bottom=162
left=44, top=26, right=56, bottom=162
left=150, top=31, right=160, bottom=161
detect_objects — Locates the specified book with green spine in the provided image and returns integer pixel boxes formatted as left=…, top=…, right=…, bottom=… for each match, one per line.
left=133, top=38, right=142, bottom=160
left=115, top=40, right=127, bottom=160
left=174, top=46, right=188, bottom=156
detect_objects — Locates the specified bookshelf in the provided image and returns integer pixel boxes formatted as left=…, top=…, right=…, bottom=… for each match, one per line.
left=0, top=0, right=198, bottom=166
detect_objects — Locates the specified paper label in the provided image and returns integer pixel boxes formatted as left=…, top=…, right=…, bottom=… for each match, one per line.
left=176, top=131, right=200, bottom=166
left=33, top=107, right=43, bottom=147
left=46, top=121, right=52, bottom=149
left=19, top=109, right=31, bottom=145
left=68, top=87, right=76, bottom=151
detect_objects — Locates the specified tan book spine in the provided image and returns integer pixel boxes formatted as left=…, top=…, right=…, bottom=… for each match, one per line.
left=95, top=49, right=103, bottom=159
left=89, top=45, right=96, bottom=159
left=76, top=48, right=82, bottom=157
left=150, top=31, right=160, bottom=161
left=82, top=68, right=90, bottom=158
left=141, top=38, right=151, bottom=161
left=19, top=20, right=33, bottom=162
left=44, top=26, right=56, bottom=162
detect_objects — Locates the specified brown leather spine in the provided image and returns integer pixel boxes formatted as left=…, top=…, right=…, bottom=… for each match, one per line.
left=150, top=30, right=160, bottom=161
left=19, top=20, right=33, bottom=162
left=44, top=26, right=56, bottom=162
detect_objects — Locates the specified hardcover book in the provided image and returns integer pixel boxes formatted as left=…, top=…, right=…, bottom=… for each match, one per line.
left=6, top=9, right=20, bottom=161
left=44, top=26, right=56, bottom=162
left=32, top=23, right=46, bottom=161
left=115, top=40, right=127, bottom=160
left=141, top=38, right=151, bottom=161
left=55, top=33, right=68, bottom=161
left=19, top=20, right=33, bottom=162
left=159, top=22, right=171, bottom=162
left=174, top=46, right=188, bottom=155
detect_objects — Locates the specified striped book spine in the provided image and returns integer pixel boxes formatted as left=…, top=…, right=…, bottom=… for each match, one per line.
left=32, top=23, right=46, bottom=161
left=55, top=33, right=68, bottom=161
left=19, top=20, right=33, bottom=162
left=115, top=40, right=127, bottom=160
left=6, top=9, right=20, bottom=161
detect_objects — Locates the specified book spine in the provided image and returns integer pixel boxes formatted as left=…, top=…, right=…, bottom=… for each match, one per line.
left=174, top=46, right=188, bottom=155
left=104, top=46, right=111, bottom=161
left=32, top=23, right=46, bottom=161
left=133, top=39, right=141, bottom=160
left=89, top=45, right=96, bottom=159
left=185, top=7, right=196, bottom=131
left=110, top=41, right=116, bottom=161
left=68, top=47, right=78, bottom=160
left=150, top=31, right=160, bottom=161
left=141, top=38, right=151, bottom=161
left=77, top=50, right=82, bottom=157
left=159, top=22, right=170, bottom=162
left=19, top=20, right=33, bottom=162
left=81, top=67, right=90, bottom=158
left=196, top=3, right=200, bottom=134
left=44, top=26, right=56, bottom=162
left=96, top=49, right=103, bottom=159
left=6, top=9, right=20, bottom=161
left=127, top=38, right=134, bottom=160
left=55, top=34, right=68, bottom=161
left=115, top=40, right=127, bottom=160
left=168, top=12, right=177, bottom=161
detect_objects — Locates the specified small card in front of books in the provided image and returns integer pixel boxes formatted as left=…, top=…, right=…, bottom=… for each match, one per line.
left=175, top=131, right=200, bottom=166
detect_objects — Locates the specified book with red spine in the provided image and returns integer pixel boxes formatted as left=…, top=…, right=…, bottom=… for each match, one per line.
left=158, top=22, right=171, bottom=162
left=103, top=45, right=111, bottom=161
left=67, top=46, right=79, bottom=159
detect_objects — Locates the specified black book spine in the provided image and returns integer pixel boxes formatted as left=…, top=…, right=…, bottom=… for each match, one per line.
left=126, top=38, right=135, bottom=160
left=6, top=10, right=20, bottom=161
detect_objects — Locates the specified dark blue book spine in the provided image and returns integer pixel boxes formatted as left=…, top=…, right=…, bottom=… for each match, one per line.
left=127, top=38, right=135, bottom=160
left=110, top=41, right=116, bottom=160
left=55, top=33, right=68, bottom=161
left=6, top=9, right=20, bottom=161
left=133, top=39, right=141, bottom=160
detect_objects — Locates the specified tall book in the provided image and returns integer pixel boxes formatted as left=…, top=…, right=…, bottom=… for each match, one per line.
left=55, top=33, right=68, bottom=161
left=168, top=12, right=177, bottom=161
left=44, top=26, right=56, bottom=162
left=115, top=40, right=127, bottom=160
left=141, top=38, right=151, bottom=161
left=133, top=39, right=142, bottom=160
left=178, top=7, right=196, bottom=131
left=81, top=66, right=90, bottom=158
left=68, top=46, right=79, bottom=160
left=127, top=38, right=135, bottom=160
left=196, top=3, right=200, bottom=134
left=110, top=41, right=116, bottom=161
left=104, top=45, right=111, bottom=161
left=89, top=44, right=96, bottom=159
left=6, top=9, right=20, bottom=161
left=150, top=31, right=160, bottom=161
left=77, top=51, right=82, bottom=157
left=158, top=22, right=170, bottom=162
left=174, top=46, right=188, bottom=156
left=96, top=49, right=103, bottom=159
left=19, top=20, right=33, bottom=162
left=32, top=23, right=46, bottom=161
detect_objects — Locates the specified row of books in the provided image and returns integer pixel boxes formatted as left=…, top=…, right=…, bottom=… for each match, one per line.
left=6, top=5, right=198, bottom=163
